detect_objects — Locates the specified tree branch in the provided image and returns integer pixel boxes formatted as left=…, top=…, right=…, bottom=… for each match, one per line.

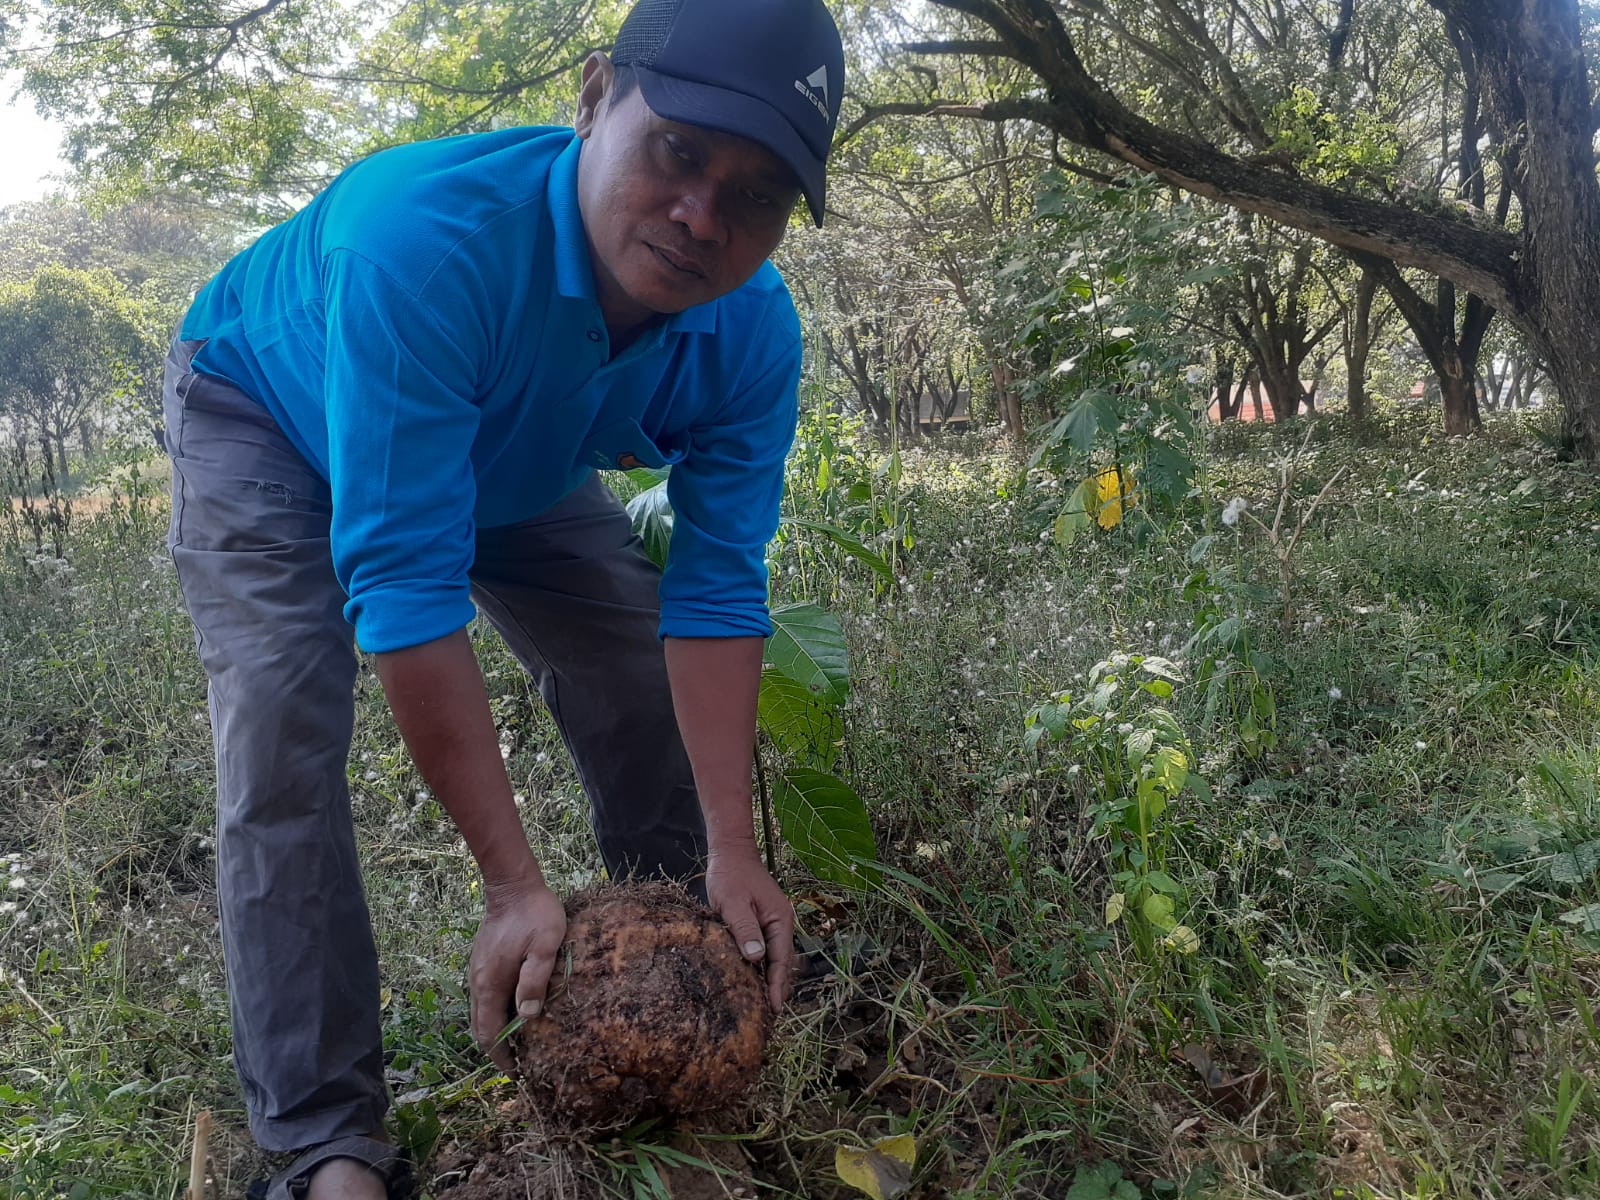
left=920, top=0, right=1522, bottom=309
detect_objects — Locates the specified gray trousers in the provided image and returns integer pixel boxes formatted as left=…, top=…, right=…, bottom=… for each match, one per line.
left=162, top=338, right=706, bottom=1151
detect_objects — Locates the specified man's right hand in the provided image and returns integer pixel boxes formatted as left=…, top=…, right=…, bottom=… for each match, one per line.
left=469, top=877, right=569, bottom=1068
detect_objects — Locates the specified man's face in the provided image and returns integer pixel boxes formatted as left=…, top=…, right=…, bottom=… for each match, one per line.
left=574, top=54, right=802, bottom=331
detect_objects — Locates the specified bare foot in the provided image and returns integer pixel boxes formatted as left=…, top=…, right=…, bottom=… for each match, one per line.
left=303, top=1156, right=389, bottom=1200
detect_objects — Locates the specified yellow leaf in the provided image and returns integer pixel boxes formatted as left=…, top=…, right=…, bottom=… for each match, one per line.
left=1092, top=466, right=1137, bottom=530
left=1164, top=925, right=1200, bottom=955
left=835, top=1134, right=916, bottom=1199
left=1105, top=892, right=1127, bottom=924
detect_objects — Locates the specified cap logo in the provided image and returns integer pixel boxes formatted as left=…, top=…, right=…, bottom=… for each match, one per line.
left=794, top=64, right=830, bottom=120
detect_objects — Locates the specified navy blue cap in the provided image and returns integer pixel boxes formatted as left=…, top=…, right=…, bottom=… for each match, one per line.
left=612, top=0, right=844, bottom=227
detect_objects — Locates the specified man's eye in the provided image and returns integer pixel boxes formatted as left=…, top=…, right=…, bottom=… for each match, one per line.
left=665, top=137, right=695, bottom=163
left=743, top=187, right=774, bottom=208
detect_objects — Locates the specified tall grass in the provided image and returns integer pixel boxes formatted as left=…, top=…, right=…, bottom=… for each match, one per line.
left=4, top=409, right=1599, bottom=1198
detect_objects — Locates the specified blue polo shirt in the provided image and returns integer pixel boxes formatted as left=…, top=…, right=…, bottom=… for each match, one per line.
left=181, top=127, right=801, bottom=654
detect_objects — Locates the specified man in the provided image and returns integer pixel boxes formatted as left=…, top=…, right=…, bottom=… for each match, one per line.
left=160, top=0, right=844, bottom=1194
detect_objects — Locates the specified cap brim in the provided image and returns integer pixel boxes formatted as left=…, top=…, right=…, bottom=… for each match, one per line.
left=635, top=67, right=827, bottom=228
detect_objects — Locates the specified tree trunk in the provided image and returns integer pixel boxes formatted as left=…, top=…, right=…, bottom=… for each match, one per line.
left=1213, top=354, right=1237, bottom=421
left=1258, top=362, right=1301, bottom=422
left=993, top=359, right=1024, bottom=439
left=1345, top=264, right=1377, bottom=420
left=1442, top=0, right=1600, bottom=457
left=1439, top=369, right=1481, bottom=435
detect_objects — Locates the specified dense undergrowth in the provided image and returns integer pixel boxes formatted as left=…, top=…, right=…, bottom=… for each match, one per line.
left=4, top=406, right=1600, bottom=1198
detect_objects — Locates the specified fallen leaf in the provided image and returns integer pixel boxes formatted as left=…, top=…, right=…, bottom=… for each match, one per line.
left=1164, top=925, right=1199, bottom=954
left=835, top=1134, right=916, bottom=1199
left=1175, top=1044, right=1267, bottom=1118
left=796, top=890, right=851, bottom=924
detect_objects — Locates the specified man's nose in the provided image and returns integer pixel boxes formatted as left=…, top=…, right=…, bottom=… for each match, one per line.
left=668, top=183, right=728, bottom=246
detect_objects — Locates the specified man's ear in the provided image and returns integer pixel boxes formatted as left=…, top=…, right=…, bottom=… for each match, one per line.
left=574, top=52, right=614, bottom=139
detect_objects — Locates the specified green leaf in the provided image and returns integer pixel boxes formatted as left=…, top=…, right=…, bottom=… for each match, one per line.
left=1062, top=393, right=1102, bottom=454
left=1054, top=477, right=1100, bottom=547
left=625, top=482, right=674, bottom=569
left=773, top=768, right=879, bottom=889
left=1559, top=903, right=1600, bottom=932
left=758, top=668, right=841, bottom=769
left=766, top=603, right=849, bottom=705
left=783, top=517, right=895, bottom=582
left=1124, top=727, right=1155, bottom=766
left=1067, top=1161, right=1139, bottom=1200
left=625, top=465, right=672, bottom=488
left=1550, top=840, right=1600, bottom=885
left=1141, top=892, right=1176, bottom=932
left=1143, top=870, right=1184, bottom=896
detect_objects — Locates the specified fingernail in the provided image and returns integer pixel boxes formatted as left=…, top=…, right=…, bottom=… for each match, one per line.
left=743, top=940, right=764, bottom=958
left=519, top=1000, right=543, bottom=1018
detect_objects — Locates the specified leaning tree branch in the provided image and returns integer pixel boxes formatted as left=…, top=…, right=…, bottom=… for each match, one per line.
left=901, top=39, right=1015, bottom=58
left=918, top=0, right=1522, bottom=311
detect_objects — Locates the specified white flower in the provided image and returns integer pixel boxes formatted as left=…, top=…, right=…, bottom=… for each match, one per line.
left=1414, top=741, right=1428, bottom=752
left=7, top=877, right=26, bottom=892
left=1185, top=365, right=1205, bottom=385
left=1221, top=497, right=1249, bottom=527
left=1328, top=687, right=1343, bottom=700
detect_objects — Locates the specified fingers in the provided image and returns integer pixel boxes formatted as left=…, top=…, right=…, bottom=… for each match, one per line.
left=723, top=899, right=768, bottom=965
left=514, top=946, right=554, bottom=1021
left=761, top=905, right=795, bottom=1013
left=469, top=965, right=516, bottom=1071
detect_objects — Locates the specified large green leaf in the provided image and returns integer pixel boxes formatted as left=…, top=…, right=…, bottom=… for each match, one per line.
left=625, top=482, right=674, bottom=569
left=766, top=603, right=849, bottom=705
left=758, top=668, right=841, bottom=769
left=773, top=768, right=879, bottom=889
left=1052, top=477, right=1099, bottom=547
left=782, top=517, right=895, bottom=583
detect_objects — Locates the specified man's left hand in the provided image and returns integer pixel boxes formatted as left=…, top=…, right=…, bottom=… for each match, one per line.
left=705, top=845, right=795, bottom=1012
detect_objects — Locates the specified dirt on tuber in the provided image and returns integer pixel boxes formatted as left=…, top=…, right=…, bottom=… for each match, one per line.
left=511, top=882, right=771, bottom=1129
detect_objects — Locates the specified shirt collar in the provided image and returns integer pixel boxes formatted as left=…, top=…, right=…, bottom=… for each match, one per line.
left=548, top=132, right=720, bottom=337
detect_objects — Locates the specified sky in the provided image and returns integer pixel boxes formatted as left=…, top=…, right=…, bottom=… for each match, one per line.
left=0, top=76, right=70, bottom=208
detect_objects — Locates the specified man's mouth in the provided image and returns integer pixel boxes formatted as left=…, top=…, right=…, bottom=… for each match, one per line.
left=647, top=243, right=707, bottom=279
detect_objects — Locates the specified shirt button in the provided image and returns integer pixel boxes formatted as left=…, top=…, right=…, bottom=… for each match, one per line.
left=586, top=329, right=602, bottom=343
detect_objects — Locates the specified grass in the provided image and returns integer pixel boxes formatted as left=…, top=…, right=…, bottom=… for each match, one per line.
left=4, top=405, right=1600, bottom=1198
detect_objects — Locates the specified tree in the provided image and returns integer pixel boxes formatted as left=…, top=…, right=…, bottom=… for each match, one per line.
left=1, top=0, right=624, bottom=217
left=1209, top=222, right=1341, bottom=423
left=875, top=0, right=1600, bottom=460
left=0, top=267, right=168, bottom=478
left=0, top=194, right=240, bottom=303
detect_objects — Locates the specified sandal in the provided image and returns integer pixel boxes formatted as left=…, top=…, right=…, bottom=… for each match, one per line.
left=247, top=1135, right=415, bottom=1200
